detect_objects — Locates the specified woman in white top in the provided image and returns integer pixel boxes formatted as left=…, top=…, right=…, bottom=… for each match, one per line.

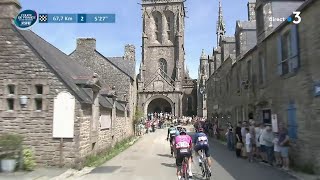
left=273, top=133, right=282, bottom=166
left=245, top=128, right=253, bottom=162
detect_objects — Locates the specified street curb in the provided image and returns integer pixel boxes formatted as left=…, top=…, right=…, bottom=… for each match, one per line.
left=212, top=137, right=307, bottom=180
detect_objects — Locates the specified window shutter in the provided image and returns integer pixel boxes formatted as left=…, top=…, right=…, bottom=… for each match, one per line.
left=290, top=24, right=299, bottom=72
left=277, top=35, right=283, bottom=75
left=287, top=103, right=297, bottom=139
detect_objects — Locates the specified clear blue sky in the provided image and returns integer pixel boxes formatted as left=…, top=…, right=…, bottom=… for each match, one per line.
left=20, top=0, right=249, bottom=79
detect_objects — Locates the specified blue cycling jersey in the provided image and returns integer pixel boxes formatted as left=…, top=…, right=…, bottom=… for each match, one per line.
left=193, top=132, right=209, bottom=145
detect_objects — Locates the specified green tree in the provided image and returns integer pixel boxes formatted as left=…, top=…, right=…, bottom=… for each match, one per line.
left=133, top=107, right=144, bottom=125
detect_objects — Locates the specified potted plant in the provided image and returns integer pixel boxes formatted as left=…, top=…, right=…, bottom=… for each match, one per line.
left=0, top=134, right=23, bottom=172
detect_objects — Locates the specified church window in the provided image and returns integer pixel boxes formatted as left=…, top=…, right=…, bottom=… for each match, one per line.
left=159, top=58, right=167, bottom=76
left=165, top=11, right=174, bottom=42
left=153, top=12, right=162, bottom=42
left=155, top=16, right=159, bottom=30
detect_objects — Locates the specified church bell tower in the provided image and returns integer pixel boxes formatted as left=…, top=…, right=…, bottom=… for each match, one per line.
left=137, top=0, right=187, bottom=117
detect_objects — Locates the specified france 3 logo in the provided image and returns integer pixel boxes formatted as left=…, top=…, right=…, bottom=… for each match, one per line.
left=14, top=10, right=38, bottom=29
left=287, top=11, right=302, bottom=24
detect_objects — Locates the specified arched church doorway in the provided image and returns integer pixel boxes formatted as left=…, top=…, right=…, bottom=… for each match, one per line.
left=147, top=98, right=172, bottom=114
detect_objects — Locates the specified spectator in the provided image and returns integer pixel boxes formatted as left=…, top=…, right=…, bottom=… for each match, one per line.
left=240, top=122, right=248, bottom=157
left=255, top=123, right=263, bottom=160
left=278, top=124, right=290, bottom=171
left=273, top=132, right=282, bottom=167
left=249, top=120, right=256, bottom=158
left=213, top=122, right=218, bottom=139
left=262, top=125, right=274, bottom=166
left=259, top=124, right=267, bottom=163
left=241, top=122, right=247, bottom=144
left=235, top=122, right=242, bottom=158
left=245, top=127, right=253, bottom=162
left=226, top=122, right=234, bottom=151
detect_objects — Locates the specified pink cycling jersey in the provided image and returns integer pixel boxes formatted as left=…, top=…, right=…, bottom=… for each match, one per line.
left=175, top=135, right=192, bottom=149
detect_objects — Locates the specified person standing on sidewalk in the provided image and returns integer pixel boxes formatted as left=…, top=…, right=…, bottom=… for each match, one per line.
left=259, top=124, right=268, bottom=163
left=245, top=128, right=253, bottom=162
left=255, top=123, right=263, bottom=160
left=249, top=120, right=256, bottom=158
left=273, top=132, right=282, bottom=167
left=262, top=125, right=275, bottom=166
left=278, top=124, right=290, bottom=171
left=227, top=122, right=234, bottom=151
left=235, top=122, right=242, bottom=158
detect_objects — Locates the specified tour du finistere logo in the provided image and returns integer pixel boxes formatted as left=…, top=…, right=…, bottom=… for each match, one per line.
left=14, top=10, right=38, bottom=29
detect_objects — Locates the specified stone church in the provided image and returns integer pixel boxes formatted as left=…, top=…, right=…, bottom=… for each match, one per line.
left=137, top=0, right=197, bottom=117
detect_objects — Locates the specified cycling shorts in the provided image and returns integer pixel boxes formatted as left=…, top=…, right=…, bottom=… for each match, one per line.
left=194, top=144, right=210, bottom=157
left=176, top=148, right=192, bottom=167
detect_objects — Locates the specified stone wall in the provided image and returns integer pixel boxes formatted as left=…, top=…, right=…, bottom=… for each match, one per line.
left=70, top=40, right=135, bottom=124
left=0, top=22, right=135, bottom=168
left=206, top=0, right=320, bottom=173
left=0, top=25, right=86, bottom=167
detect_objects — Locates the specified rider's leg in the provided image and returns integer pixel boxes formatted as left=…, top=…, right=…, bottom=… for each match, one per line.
left=176, top=154, right=182, bottom=179
left=188, top=154, right=193, bottom=177
left=170, top=137, right=173, bottom=154
left=194, top=146, right=202, bottom=166
left=205, top=145, right=212, bottom=173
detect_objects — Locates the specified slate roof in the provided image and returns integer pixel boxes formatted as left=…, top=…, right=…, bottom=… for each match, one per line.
left=14, top=27, right=127, bottom=112
left=15, top=27, right=93, bottom=104
left=82, top=87, right=123, bottom=111
left=95, top=51, right=135, bottom=80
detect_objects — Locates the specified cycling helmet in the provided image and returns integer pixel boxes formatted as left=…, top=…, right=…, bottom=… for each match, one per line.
left=198, top=128, right=204, bottom=132
left=180, top=128, right=187, bottom=135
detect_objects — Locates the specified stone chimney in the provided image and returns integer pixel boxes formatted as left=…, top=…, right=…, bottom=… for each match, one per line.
left=76, top=38, right=96, bottom=51
left=247, top=0, right=256, bottom=21
left=0, top=0, right=21, bottom=28
left=124, top=44, right=135, bottom=61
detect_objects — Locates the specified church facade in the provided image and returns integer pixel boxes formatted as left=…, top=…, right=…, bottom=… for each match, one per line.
left=137, top=0, right=197, bottom=117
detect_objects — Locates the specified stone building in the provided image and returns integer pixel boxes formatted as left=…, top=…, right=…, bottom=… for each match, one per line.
left=70, top=39, right=137, bottom=120
left=137, top=0, right=197, bottom=117
left=205, top=0, right=320, bottom=173
left=197, top=50, right=210, bottom=118
left=0, top=0, right=133, bottom=168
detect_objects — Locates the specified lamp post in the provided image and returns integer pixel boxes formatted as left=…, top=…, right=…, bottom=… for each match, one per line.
left=19, top=96, right=28, bottom=108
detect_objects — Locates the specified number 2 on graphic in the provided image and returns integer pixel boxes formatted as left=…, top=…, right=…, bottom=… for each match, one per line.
left=81, top=16, right=84, bottom=21
left=292, top=11, right=301, bottom=24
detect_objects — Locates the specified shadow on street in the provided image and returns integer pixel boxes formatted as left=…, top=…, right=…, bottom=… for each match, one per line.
left=157, top=154, right=173, bottom=158
left=161, top=163, right=176, bottom=168
left=89, top=166, right=122, bottom=174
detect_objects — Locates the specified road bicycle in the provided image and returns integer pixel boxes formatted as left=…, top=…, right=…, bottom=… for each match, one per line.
left=200, top=149, right=211, bottom=180
left=180, top=153, right=190, bottom=180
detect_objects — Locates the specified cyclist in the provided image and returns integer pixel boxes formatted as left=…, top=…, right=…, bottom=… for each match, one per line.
left=167, top=125, right=179, bottom=156
left=193, top=127, right=212, bottom=176
left=174, top=128, right=193, bottom=180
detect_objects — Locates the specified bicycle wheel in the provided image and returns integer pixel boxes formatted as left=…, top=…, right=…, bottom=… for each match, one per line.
left=183, top=158, right=189, bottom=180
left=204, top=162, right=209, bottom=179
